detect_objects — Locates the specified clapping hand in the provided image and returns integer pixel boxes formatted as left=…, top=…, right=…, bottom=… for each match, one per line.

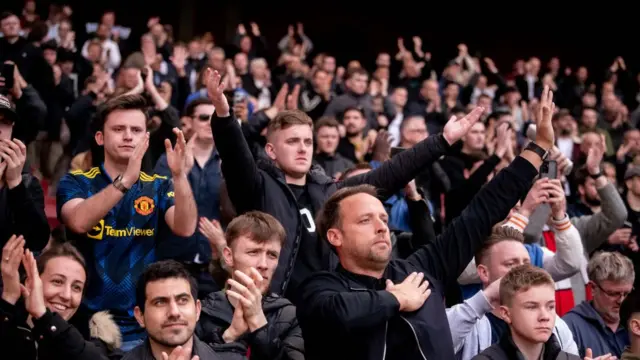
left=442, top=107, right=484, bottom=145
left=1, top=235, right=25, bottom=304
left=20, top=249, right=47, bottom=319
left=0, top=138, right=27, bottom=189
left=226, top=268, right=268, bottom=332
left=122, top=132, right=150, bottom=188
left=165, top=128, right=189, bottom=177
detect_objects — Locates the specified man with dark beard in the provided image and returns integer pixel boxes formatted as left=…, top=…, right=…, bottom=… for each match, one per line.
left=124, top=260, right=224, bottom=360
left=567, top=166, right=604, bottom=218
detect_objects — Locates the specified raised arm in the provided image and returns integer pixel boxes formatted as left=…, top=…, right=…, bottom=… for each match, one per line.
left=208, top=69, right=264, bottom=213
left=163, top=129, right=198, bottom=237
left=407, top=86, right=556, bottom=286
left=340, top=107, right=485, bottom=197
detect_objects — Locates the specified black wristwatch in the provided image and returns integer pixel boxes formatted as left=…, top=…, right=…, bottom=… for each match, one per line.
left=112, top=174, right=130, bottom=194
left=524, top=141, right=548, bottom=160
left=589, top=170, right=603, bottom=179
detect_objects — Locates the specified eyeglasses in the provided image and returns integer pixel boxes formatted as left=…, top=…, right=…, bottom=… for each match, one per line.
left=593, top=282, right=634, bottom=299
left=195, top=114, right=211, bottom=122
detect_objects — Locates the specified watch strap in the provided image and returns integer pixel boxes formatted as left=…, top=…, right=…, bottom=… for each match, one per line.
left=589, top=171, right=603, bottom=179
left=112, top=175, right=129, bottom=193
left=524, top=142, right=548, bottom=160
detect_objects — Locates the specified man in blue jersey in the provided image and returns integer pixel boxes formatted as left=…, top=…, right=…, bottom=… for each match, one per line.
left=56, top=94, right=198, bottom=351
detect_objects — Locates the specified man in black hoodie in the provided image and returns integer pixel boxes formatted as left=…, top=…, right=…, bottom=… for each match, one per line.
left=196, top=211, right=303, bottom=360
left=206, top=68, right=485, bottom=300
left=296, top=87, right=556, bottom=360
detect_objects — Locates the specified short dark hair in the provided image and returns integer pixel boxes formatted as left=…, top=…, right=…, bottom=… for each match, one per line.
left=346, top=67, right=368, bottom=80
left=316, top=184, right=378, bottom=240
left=225, top=211, right=286, bottom=249
left=315, top=116, right=340, bottom=131
left=93, top=94, right=148, bottom=132
left=37, top=243, right=87, bottom=280
left=266, top=110, right=313, bottom=141
left=500, top=264, right=554, bottom=306
left=474, top=225, right=525, bottom=265
left=135, top=260, right=197, bottom=312
left=184, top=98, right=214, bottom=118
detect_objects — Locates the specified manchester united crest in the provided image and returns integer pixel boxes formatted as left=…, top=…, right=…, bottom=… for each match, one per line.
left=134, top=196, right=155, bottom=216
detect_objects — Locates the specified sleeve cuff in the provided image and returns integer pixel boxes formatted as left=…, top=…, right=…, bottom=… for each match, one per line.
left=32, top=310, right=70, bottom=340
left=380, top=290, right=401, bottom=315
left=0, top=297, right=18, bottom=323
left=551, top=214, right=572, bottom=232
left=504, top=213, right=529, bottom=232
left=467, top=289, right=495, bottom=317
left=7, top=180, right=27, bottom=199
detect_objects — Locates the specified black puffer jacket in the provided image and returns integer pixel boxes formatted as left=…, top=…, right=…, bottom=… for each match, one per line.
left=196, top=291, right=304, bottom=360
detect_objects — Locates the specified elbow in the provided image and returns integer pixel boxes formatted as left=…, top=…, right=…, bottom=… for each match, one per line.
left=173, top=221, right=197, bottom=238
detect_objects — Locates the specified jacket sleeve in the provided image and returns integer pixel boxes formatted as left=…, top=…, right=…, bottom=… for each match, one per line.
left=339, top=134, right=451, bottom=199
left=211, top=113, right=264, bottom=213
left=445, top=154, right=501, bottom=223
left=297, top=272, right=400, bottom=334
left=248, top=305, right=304, bottom=360
left=31, top=310, right=111, bottom=360
left=0, top=298, right=33, bottom=358
left=553, top=316, right=579, bottom=356
left=541, top=215, right=583, bottom=281
left=570, top=183, right=627, bottom=254
left=406, top=156, right=538, bottom=287
left=8, top=177, right=49, bottom=251
left=407, top=197, right=436, bottom=246
left=446, top=290, right=493, bottom=353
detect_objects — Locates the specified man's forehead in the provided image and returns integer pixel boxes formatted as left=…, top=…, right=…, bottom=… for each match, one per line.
left=340, top=193, right=383, bottom=215
left=146, top=278, right=191, bottom=298
left=490, top=240, right=528, bottom=258
left=280, top=125, right=313, bottom=138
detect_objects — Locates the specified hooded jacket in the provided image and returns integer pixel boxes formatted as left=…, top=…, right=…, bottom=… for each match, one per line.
left=562, top=301, right=629, bottom=358
left=196, top=291, right=303, bottom=360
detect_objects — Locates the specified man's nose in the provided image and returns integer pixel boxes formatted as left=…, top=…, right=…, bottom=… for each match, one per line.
left=167, top=300, right=181, bottom=317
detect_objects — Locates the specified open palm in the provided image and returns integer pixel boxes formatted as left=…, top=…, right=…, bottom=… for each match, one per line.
left=443, top=107, right=484, bottom=145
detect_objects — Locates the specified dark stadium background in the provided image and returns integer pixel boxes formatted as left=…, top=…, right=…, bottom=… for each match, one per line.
left=2, top=1, right=635, bottom=84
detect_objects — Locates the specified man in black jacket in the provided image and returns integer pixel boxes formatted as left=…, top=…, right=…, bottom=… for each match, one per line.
left=206, top=68, right=485, bottom=299
left=126, top=260, right=224, bottom=360
left=196, top=211, right=304, bottom=360
left=296, top=87, right=556, bottom=360
left=0, top=95, right=49, bottom=251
